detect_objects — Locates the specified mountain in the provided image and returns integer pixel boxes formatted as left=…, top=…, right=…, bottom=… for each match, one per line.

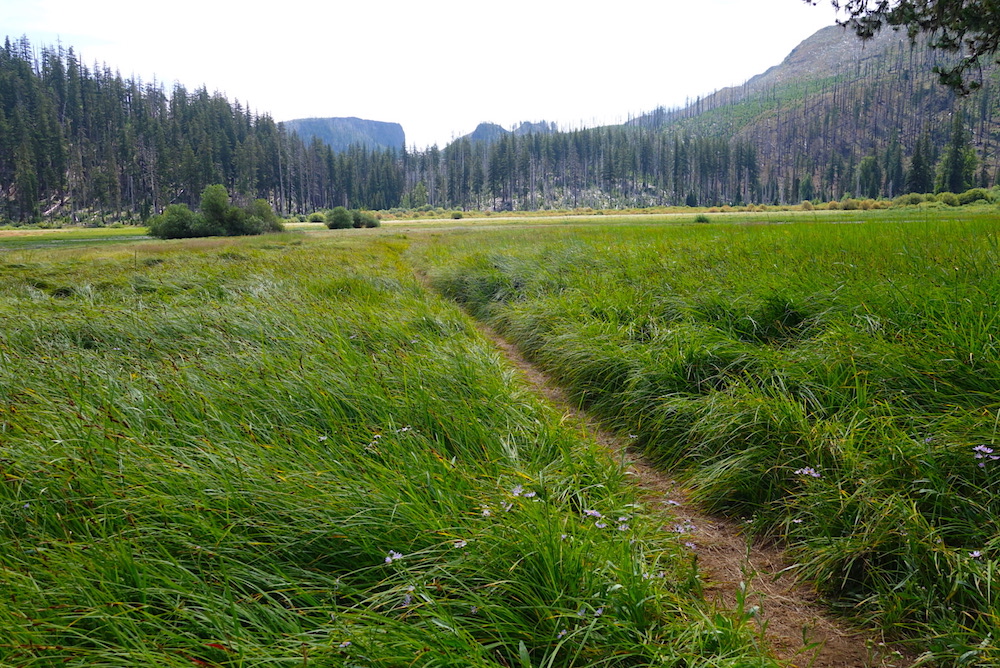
left=417, top=25, right=1000, bottom=210
left=5, top=25, right=1000, bottom=222
left=282, top=117, right=405, bottom=153
left=458, top=120, right=559, bottom=144
left=630, top=25, right=900, bottom=129
left=623, top=24, right=999, bottom=200
left=464, top=123, right=508, bottom=143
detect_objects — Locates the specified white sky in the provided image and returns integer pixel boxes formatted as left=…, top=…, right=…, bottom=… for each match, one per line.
left=1, top=0, right=840, bottom=149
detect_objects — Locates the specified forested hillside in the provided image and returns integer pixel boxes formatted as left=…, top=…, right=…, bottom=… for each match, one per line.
left=632, top=25, right=1000, bottom=203
left=0, top=38, right=401, bottom=222
left=3, top=26, right=1000, bottom=223
left=408, top=26, right=1000, bottom=211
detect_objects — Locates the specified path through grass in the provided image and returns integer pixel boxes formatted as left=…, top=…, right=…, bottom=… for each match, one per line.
left=0, top=231, right=775, bottom=666
left=415, top=212, right=1000, bottom=666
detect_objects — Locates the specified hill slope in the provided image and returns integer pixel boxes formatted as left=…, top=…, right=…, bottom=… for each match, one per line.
left=413, top=24, right=1000, bottom=210
left=630, top=25, right=999, bottom=200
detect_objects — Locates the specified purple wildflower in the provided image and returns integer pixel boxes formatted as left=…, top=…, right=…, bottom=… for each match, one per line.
left=385, top=550, right=403, bottom=564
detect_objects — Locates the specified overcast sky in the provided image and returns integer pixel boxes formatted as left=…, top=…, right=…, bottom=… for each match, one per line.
left=2, top=0, right=841, bottom=149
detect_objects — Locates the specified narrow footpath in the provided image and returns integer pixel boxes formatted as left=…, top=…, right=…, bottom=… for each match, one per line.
left=482, top=326, right=913, bottom=668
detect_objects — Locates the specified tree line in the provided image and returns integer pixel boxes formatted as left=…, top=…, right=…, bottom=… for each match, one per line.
left=2, top=34, right=999, bottom=223
left=0, top=37, right=401, bottom=223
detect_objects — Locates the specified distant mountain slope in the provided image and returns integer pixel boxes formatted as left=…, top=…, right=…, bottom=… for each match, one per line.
left=458, top=120, right=559, bottom=144
left=629, top=24, right=999, bottom=200
left=632, top=25, right=900, bottom=128
left=283, top=117, right=405, bottom=152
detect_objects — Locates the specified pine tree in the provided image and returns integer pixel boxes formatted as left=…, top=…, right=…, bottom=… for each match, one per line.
left=905, top=134, right=934, bottom=194
left=936, top=112, right=976, bottom=193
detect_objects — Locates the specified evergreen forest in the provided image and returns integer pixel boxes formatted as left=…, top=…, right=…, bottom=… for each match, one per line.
left=2, top=27, right=1000, bottom=224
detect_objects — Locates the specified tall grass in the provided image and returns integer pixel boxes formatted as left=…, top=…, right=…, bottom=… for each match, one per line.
left=416, top=212, right=1000, bottom=665
left=0, top=233, right=774, bottom=666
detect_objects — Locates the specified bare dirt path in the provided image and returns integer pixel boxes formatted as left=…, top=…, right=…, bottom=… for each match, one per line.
left=481, top=325, right=913, bottom=668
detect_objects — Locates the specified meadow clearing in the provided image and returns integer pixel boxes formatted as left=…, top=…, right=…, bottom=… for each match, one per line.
left=0, top=207, right=997, bottom=666
left=416, top=207, right=1000, bottom=666
left=0, top=227, right=773, bottom=667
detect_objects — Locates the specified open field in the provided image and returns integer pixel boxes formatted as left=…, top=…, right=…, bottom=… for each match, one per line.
left=0, top=232, right=776, bottom=666
left=416, top=208, right=1000, bottom=666
left=2, top=207, right=998, bottom=666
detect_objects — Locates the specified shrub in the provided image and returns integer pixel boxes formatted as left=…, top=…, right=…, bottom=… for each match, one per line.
left=895, top=193, right=926, bottom=206
left=148, top=204, right=198, bottom=239
left=326, top=206, right=354, bottom=229
left=452, top=211, right=463, bottom=219
left=937, top=191, right=960, bottom=206
left=352, top=210, right=381, bottom=228
left=147, top=186, right=282, bottom=239
left=308, top=212, right=326, bottom=223
left=694, top=214, right=710, bottom=223
left=826, top=201, right=841, bottom=210
left=841, top=198, right=860, bottom=211
left=800, top=200, right=814, bottom=211
left=958, top=188, right=991, bottom=205
left=247, top=199, right=283, bottom=233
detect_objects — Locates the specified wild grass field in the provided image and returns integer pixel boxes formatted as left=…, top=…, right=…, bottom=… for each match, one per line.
left=0, top=231, right=776, bottom=667
left=416, top=209, right=1000, bottom=666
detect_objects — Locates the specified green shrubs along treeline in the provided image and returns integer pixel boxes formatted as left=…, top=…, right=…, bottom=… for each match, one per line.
left=147, top=185, right=284, bottom=239
left=324, top=206, right=381, bottom=229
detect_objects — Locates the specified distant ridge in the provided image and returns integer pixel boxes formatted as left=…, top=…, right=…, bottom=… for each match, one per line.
left=283, top=117, right=405, bottom=153
left=458, top=120, right=559, bottom=144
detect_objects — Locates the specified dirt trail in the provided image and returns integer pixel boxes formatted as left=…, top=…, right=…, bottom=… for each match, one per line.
left=482, top=327, right=913, bottom=668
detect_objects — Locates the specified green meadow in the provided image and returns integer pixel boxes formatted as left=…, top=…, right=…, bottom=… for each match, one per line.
left=2, top=207, right=999, bottom=666
left=0, top=231, right=773, bottom=667
left=418, top=208, right=1000, bottom=666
